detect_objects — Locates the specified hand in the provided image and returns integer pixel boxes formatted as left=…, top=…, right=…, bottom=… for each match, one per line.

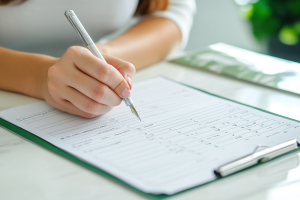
left=41, top=46, right=135, bottom=118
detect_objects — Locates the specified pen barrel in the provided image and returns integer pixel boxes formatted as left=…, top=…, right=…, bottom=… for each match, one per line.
left=215, top=138, right=298, bottom=177
left=87, top=44, right=106, bottom=62
left=215, top=155, right=256, bottom=177
left=123, top=97, right=134, bottom=106
left=64, top=10, right=94, bottom=47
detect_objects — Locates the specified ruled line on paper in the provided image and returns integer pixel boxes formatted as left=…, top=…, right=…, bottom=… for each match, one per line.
left=2, top=77, right=300, bottom=195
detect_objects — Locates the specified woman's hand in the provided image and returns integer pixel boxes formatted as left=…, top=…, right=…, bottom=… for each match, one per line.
left=41, top=46, right=135, bottom=118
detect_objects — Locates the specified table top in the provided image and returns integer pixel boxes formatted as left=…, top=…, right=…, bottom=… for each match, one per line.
left=1, top=61, right=300, bottom=200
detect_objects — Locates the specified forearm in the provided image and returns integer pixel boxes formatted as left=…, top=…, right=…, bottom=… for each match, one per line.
left=97, top=17, right=181, bottom=69
left=0, top=47, right=58, bottom=98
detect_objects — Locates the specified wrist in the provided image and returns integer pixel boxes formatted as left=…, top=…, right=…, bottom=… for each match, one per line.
left=37, top=56, right=59, bottom=100
left=95, top=43, right=112, bottom=56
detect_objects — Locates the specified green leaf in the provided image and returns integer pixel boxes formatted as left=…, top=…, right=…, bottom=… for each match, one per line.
left=287, top=1, right=300, bottom=16
left=279, top=26, right=299, bottom=45
left=240, top=5, right=253, bottom=19
left=236, top=0, right=300, bottom=42
left=293, top=21, right=300, bottom=34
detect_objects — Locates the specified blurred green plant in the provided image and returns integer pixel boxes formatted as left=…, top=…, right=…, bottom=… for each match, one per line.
left=235, top=0, right=300, bottom=45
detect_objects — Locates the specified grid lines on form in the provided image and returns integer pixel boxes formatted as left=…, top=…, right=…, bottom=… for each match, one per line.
left=6, top=77, right=300, bottom=194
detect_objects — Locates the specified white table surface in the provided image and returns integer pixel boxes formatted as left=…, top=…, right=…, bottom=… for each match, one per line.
left=1, top=61, right=300, bottom=200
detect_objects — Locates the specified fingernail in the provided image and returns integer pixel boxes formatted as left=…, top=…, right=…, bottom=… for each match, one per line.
left=126, top=75, right=132, bottom=90
left=121, top=88, right=130, bottom=98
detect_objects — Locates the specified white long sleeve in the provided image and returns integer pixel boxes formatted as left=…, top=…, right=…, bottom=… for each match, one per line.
left=150, top=0, right=197, bottom=49
left=99, top=0, right=197, bottom=50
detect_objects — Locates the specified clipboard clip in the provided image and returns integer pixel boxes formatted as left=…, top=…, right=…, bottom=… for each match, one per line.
left=214, top=138, right=299, bottom=177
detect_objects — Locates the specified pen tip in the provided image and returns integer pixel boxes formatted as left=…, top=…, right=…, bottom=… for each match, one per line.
left=129, top=105, right=142, bottom=122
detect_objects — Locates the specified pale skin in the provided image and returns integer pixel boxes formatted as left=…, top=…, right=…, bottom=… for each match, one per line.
left=0, top=17, right=181, bottom=118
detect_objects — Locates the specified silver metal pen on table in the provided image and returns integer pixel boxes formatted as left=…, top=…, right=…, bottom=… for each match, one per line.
left=64, top=10, right=141, bottom=121
left=214, top=138, right=299, bottom=177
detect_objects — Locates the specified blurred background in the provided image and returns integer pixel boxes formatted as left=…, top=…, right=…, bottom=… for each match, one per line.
left=186, top=0, right=262, bottom=52
left=186, top=0, right=300, bottom=63
left=1, top=0, right=299, bottom=63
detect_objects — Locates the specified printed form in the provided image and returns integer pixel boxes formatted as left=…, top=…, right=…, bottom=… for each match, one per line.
left=1, top=77, right=300, bottom=195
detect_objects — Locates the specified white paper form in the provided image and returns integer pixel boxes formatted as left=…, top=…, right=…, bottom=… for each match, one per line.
left=1, top=77, right=300, bottom=195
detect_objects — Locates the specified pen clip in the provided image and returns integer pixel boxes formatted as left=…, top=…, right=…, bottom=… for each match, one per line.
left=252, top=144, right=270, bottom=153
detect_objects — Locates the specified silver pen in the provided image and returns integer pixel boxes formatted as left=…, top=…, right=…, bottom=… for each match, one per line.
left=214, top=138, right=299, bottom=177
left=64, top=10, right=141, bottom=121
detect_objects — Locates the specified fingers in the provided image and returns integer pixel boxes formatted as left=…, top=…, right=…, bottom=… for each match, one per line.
left=46, top=46, right=136, bottom=119
left=103, top=54, right=136, bottom=89
left=61, top=86, right=113, bottom=116
left=67, top=47, right=131, bottom=97
left=56, top=100, right=97, bottom=118
left=66, top=68, right=122, bottom=107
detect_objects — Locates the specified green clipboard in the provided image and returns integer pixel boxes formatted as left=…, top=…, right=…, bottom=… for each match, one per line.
left=1, top=79, right=299, bottom=199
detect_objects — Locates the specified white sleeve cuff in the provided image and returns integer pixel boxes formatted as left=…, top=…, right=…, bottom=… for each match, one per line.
left=149, top=0, right=196, bottom=49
